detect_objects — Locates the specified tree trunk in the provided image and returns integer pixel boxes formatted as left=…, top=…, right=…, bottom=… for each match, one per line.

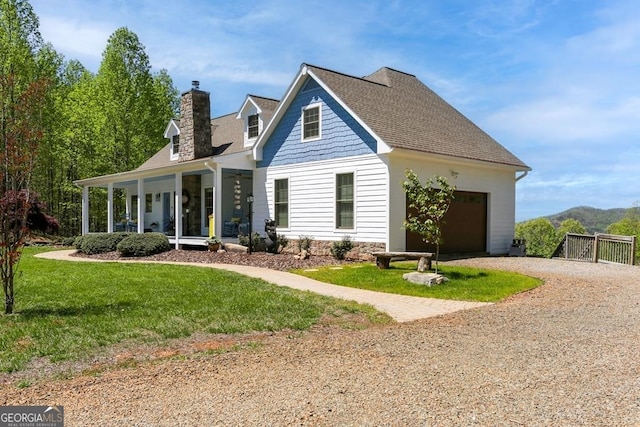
left=5, top=293, right=13, bottom=314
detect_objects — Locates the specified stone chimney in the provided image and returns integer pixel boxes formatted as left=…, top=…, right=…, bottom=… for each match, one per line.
left=179, top=80, right=212, bottom=162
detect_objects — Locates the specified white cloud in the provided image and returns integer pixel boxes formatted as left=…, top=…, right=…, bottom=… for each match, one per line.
left=486, top=95, right=640, bottom=144
left=38, top=16, right=111, bottom=62
left=478, top=2, right=640, bottom=156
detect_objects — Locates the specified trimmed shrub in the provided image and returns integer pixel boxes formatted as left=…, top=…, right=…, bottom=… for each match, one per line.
left=330, top=235, right=354, bottom=260
left=297, top=235, right=314, bottom=252
left=238, top=232, right=265, bottom=252
left=277, top=234, right=289, bottom=254
left=76, top=232, right=131, bottom=255
left=61, top=236, right=77, bottom=247
left=117, top=233, right=170, bottom=257
left=73, top=235, right=84, bottom=249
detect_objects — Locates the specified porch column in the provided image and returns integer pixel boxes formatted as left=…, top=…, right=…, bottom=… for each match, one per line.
left=174, top=173, right=182, bottom=249
left=107, top=183, right=114, bottom=233
left=81, top=185, right=89, bottom=235
left=211, top=173, right=217, bottom=237
left=204, top=161, right=218, bottom=238
left=137, top=179, right=144, bottom=233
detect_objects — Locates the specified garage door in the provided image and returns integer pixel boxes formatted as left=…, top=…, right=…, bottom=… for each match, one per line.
left=406, top=191, right=487, bottom=254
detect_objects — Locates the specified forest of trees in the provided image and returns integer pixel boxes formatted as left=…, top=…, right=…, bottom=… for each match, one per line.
left=544, top=206, right=627, bottom=234
left=1, top=0, right=179, bottom=236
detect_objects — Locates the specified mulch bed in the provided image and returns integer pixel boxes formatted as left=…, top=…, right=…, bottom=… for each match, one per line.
left=72, top=248, right=360, bottom=271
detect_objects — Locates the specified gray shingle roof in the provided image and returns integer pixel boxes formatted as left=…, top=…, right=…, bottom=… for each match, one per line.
left=138, top=65, right=527, bottom=172
left=136, top=96, right=278, bottom=171
left=306, top=65, right=529, bottom=169
left=250, top=95, right=279, bottom=122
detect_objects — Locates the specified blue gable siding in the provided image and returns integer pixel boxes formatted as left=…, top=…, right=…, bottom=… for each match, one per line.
left=257, top=78, right=377, bottom=168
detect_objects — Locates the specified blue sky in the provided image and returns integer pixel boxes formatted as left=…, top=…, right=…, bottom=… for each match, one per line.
left=30, top=0, right=640, bottom=221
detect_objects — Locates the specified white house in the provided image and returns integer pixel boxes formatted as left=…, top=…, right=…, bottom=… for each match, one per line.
left=74, top=64, right=530, bottom=255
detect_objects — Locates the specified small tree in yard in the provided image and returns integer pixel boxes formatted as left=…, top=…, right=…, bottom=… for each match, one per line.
left=1, top=191, right=59, bottom=311
left=0, top=78, right=58, bottom=313
left=402, top=170, right=455, bottom=274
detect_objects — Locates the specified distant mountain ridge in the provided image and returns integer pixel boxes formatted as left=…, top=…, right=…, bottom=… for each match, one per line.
left=543, top=206, right=627, bottom=234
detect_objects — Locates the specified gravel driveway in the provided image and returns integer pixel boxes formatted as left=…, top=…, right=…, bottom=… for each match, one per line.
left=2, top=257, right=639, bottom=426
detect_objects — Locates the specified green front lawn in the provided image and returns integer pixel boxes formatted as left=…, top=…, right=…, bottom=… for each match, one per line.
left=293, top=261, right=542, bottom=302
left=0, top=248, right=388, bottom=373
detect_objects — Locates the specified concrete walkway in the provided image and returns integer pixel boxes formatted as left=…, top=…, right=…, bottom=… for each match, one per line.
left=35, top=250, right=492, bottom=322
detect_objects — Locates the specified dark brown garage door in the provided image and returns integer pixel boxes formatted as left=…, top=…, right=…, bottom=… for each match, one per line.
left=406, top=191, right=487, bottom=254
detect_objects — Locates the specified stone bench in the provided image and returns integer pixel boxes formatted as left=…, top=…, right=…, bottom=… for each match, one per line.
left=372, top=251, right=434, bottom=271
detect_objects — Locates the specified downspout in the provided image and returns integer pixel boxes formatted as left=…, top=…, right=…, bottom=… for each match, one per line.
left=513, top=170, right=529, bottom=253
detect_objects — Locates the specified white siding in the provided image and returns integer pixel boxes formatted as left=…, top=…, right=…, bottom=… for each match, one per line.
left=255, top=154, right=389, bottom=243
left=388, top=152, right=519, bottom=255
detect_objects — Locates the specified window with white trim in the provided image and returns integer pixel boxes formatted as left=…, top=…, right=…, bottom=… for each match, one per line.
left=204, top=188, right=213, bottom=219
left=336, top=173, right=354, bottom=229
left=302, top=104, right=321, bottom=140
left=130, top=195, right=138, bottom=221
left=274, top=178, right=289, bottom=228
left=248, top=114, right=259, bottom=139
left=171, top=134, right=180, bottom=158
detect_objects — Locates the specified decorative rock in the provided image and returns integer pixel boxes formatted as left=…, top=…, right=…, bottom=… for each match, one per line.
left=403, top=272, right=449, bottom=287
left=294, top=249, right=309, bottom=260
left=417, top=257, right=430, bottom=272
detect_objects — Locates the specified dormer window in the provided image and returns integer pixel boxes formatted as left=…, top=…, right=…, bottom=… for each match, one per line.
left=248, top=114, right=259, bottom=139
left=171, top=134, right=180, bottom=159
left=164, top=119, right=181, bottom=160
left=302, top=103, right=321, bottom=141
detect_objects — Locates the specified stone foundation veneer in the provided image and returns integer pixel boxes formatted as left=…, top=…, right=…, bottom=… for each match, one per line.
left=282, top=239, right=385, bottom=261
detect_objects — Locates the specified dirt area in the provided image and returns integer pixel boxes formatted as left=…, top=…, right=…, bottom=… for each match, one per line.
left=3, top=256, right=639, bottom=426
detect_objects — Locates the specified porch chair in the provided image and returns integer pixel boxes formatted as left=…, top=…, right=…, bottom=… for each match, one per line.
left=222, top=207, right=246, bottom=237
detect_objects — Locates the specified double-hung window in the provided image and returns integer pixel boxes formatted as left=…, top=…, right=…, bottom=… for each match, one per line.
left=336, top=173, right=354, bottom=229
left=302, top=104, right=321, bottom=140
left=274, top=178, right=289, bottom=228
left=145, top=194, right=153, bottom=213
left=130, top=195, right=138, bottom=221
left=204, top=188, right=213, bottom=219
left=171, top=134, right=180, bottom=157
left=248, top=114, right=259, bottom=139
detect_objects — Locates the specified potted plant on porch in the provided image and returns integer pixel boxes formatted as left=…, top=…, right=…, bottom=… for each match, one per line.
left=205, top=235, right=223, bottom=252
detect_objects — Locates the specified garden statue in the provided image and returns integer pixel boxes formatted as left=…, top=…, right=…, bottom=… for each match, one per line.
left=265, top=219, right=278, bottom=254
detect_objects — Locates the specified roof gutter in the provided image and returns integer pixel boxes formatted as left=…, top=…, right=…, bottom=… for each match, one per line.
left=516, top=170, right=528, bottom=182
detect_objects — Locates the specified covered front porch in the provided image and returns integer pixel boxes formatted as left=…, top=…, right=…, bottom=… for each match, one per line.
left=75, top=161, right=254, bottom=249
